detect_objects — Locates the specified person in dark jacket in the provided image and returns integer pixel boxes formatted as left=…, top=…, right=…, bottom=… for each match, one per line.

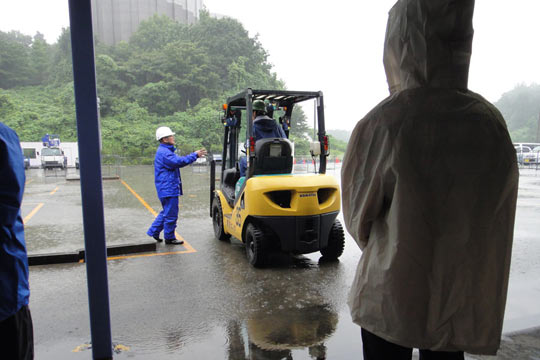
left=0, top=122, right=34, bottom=360
left=239, top=100, right=286, bottom=176
left=147, top=126, right=207, bottom=245
left=253, top=100, right=286, bottom=140
left=342, top=0, right=518, bottom=358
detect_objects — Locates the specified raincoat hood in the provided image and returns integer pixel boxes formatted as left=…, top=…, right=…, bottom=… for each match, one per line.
left=383, top=0, right=475, bottom=93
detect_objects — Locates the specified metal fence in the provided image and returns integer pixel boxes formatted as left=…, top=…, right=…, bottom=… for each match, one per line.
left=101, top=155, right=122, bottom=178
left=107, top=155, right=343, bottom=175
left=292, top=155, right=342, bottom=173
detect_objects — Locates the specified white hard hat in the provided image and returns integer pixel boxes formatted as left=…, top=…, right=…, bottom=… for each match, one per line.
left=156, top=126, right=175, bottom=141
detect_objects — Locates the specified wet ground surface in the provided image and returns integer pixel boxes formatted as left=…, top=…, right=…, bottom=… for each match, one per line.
left=22, top=165, right=540, bottom=359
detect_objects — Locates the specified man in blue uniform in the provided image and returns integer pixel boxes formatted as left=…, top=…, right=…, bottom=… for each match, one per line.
left=0, top=122, right=34, bottom=359
left=147, top=127, right=207, bottom=245
left=239, top=100, right=286, bottom=177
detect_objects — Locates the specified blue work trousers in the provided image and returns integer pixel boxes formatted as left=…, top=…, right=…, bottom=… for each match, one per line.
left=147, top=196, right=179, bottom=240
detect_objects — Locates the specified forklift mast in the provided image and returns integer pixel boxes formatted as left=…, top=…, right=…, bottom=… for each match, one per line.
left=221, top=104, right=242, bottom=181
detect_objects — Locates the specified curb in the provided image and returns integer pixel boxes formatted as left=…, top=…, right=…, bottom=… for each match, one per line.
left=28, top=242, right=157, bottom=266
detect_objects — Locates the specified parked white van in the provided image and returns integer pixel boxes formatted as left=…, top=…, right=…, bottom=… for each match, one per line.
left=41, top=147, right=66, bottom=169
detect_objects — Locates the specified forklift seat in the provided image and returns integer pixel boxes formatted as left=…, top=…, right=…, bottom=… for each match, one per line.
left=253, top=138, right=293, bottom=175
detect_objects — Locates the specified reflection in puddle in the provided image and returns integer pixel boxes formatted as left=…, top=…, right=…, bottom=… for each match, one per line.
left=226, top=304, right=337, bottom=359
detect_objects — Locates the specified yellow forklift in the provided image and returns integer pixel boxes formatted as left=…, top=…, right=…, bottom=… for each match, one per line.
left=210, top=89, right=344, bottom=267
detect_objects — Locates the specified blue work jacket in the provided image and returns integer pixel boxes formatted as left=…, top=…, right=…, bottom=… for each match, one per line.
left=253, top=115, right=286, bottom=140
left=0, top=123, right=30, bottom=321
left=154, top=143, right=198, bottom=198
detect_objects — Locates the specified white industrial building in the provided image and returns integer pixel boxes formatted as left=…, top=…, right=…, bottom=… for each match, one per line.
left=91, top=0, right=203, bottom=45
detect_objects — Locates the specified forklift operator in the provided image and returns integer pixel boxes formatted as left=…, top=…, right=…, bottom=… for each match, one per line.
left=239, top=100, right=286, bottom=177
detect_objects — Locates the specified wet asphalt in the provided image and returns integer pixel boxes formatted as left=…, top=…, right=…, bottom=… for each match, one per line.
left=21, top=165, right=540, bottom=359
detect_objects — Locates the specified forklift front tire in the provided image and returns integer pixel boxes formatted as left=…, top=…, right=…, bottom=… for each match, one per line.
left=245, top=223, right=267, bottom=267
left=212, top=197, right=230, bottom=241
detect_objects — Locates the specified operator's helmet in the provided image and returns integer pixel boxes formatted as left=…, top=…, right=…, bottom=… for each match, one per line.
left=252, top=100, right=266, bottom=113
left=156, top=126, right=175, bottom=141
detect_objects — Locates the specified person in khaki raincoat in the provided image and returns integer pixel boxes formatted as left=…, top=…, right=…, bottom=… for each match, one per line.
left=341, top=0, right=519, bottom=358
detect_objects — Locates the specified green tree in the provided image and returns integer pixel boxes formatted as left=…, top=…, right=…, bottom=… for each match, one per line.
left=50, top=28, right=73, bottom=85
left=29, top=32, right=51, bottom=85
left=0, top=93, right=15, bottom=118
left=290, top=106, right=310, bottom=138
left=129, top=15, right=184, bottom=51
left=1, top=12, right=310, bottom=158
left=130, top=81, right=178, bottom=116
left=95, top=54, right=129, bottom=115
left=188, top=11, right=271, bottom=90
left=162, top=40, right=219, bottom=111
left=495, top=83, right=540, bottom=142
left=0, top=31, right=32, bottom=88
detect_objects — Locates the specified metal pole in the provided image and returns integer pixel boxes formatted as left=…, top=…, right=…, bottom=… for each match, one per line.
left=536, top=111, right=540, bottom=143
left=246, top=89, right=254, bottom=179
left=317, top=93, right=327, bottom=174
left=210, top=160, right=215, bottom=217
left=313, top=100, right=316, bottom=140
left=67, top=1, right=113, bottom=359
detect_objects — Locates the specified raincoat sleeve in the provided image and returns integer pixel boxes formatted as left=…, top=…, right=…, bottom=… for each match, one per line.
left=0, top=128, right=24, bottom=228
left=341, top=109, right=394, bottom=250
left=161, top=151, right=198, bottom=169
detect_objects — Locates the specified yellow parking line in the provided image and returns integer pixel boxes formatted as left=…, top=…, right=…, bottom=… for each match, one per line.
left=77, top=244, right=197, bottom=263
left=107, top=248, right=195, bottom=261
left=120, top=179, right=157, bottom=217
left=119, top=179, right=193, bottom=249
left=50, top=186, right=59, bottom=195
left=25, top=179, right=33, bottom=185
left=23, top=203, right=44, bottom=224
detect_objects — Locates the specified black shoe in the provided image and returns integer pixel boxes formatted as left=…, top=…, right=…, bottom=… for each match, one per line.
left=150, top=234, right=163, bottom=242
left=165, top=239, right=184, bottom=245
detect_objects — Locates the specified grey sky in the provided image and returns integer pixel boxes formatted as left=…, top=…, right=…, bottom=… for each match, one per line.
left=1, top=0, right=539, bottom=131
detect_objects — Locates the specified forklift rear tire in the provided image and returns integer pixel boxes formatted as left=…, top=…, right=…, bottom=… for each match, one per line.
left=320, top=219, right=345, bottom=259
left=245, top=223, right=267, bottom=267
left=212, top=197, right=230, bottom=241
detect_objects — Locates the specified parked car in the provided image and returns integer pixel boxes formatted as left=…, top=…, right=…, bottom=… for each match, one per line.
left=515, top=145, right=532, bottom=165
left=211, top=153, right=222, bottom=164
left=194, top=157, right=207, bottom=165
left=24, top=156, right=30, bottom=170
left=41, top=147, right=65, bottom=169
left=523, top=146, right=540, bottom=165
